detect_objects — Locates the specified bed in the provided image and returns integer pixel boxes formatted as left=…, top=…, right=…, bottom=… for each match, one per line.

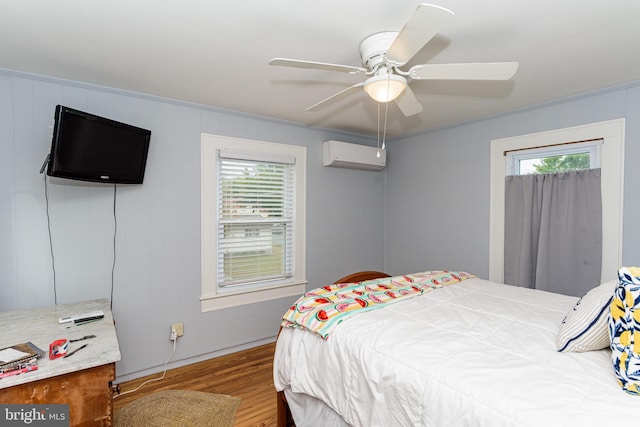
left=273, top=270, right=638, bottom=427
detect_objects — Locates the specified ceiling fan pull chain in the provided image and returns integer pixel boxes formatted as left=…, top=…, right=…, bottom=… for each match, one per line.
left=376, top=103, right=382, bottom=158
left=382, top=103, right=388, bottom=150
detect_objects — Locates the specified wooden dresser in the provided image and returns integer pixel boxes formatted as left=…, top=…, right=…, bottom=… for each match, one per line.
left=0, top=299, right=120, bottom=426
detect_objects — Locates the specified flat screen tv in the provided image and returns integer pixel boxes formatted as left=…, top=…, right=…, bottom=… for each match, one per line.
left=46, top=105, right=151, bottom=184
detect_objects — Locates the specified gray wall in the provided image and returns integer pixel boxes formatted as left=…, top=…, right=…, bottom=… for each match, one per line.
left=385, top=83, right=640, bottom=278
left=0, top=70, right=386, bottom=380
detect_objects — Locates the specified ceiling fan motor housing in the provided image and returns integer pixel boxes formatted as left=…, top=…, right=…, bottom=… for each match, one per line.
left=359, top=32, right=398, bottom=70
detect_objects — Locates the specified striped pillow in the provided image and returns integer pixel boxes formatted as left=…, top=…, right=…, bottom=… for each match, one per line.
left=556, top=280, right=617, bottom=352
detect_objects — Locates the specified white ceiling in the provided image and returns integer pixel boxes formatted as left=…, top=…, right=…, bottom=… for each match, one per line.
left=1, top=1, right=639, bottom=139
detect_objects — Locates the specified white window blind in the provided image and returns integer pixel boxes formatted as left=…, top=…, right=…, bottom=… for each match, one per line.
left=216, top=151, right=294, bottom=288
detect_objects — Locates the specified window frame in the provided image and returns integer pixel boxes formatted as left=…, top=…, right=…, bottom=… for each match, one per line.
left=489, top=119, right=625, bottom=285
left=201, top=134, right=307, bottom=311
left=505, top=139, right=602, bottom=176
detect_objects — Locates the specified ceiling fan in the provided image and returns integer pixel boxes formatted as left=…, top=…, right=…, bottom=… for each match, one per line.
left=269, top=3, right=518, bottom=117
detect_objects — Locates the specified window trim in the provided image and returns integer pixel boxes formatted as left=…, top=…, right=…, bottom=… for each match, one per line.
left=489, top=119, right=625, bottom=284
left=201, top=134, right=307, bottom=311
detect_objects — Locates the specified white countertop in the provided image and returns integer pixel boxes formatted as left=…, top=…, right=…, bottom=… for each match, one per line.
left=0, top=298, right=120, bottom=389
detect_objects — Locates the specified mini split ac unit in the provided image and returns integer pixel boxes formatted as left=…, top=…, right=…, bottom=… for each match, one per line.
left=322, top=140, right=386, bottom=171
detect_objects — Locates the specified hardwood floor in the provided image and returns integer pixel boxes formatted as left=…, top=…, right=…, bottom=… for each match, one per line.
left=112, top=342, right=279, bottom=427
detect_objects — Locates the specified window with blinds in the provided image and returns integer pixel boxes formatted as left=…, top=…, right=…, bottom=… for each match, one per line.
left=201, top=133, right=306, bottom=311
left=217, top=153, right=294, bottom=288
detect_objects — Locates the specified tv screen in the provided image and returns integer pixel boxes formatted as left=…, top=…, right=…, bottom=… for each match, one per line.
left=46, top=105, right=151, bottom=184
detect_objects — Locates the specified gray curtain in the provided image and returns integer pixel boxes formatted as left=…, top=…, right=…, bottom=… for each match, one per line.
left=504, top=169, right=602, bottom=296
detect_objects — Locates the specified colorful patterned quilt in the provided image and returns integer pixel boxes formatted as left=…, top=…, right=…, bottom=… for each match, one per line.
left=281, top=270, right=475, bottom=339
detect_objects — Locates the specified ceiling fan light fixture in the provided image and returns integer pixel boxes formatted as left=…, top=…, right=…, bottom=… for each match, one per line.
left=364, top=74, right=407, bottom=103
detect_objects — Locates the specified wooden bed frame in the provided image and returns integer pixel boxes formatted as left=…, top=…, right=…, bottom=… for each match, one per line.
left=276, top=271, right=391, bottom=427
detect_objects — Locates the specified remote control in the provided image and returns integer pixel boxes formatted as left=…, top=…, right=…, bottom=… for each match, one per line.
left=58, top=310, right=105, bottom=324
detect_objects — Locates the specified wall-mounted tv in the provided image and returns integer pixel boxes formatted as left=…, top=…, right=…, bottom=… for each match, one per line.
left=46, top=105, right=151, bottom=184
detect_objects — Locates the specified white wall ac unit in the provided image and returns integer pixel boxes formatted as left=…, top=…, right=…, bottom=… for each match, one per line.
left=322, top=140, right=386, bottom=171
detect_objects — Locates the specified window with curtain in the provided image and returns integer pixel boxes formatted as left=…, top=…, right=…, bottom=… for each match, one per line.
left=503, top=140, right=603, bottom=296
left=489, top=119, right=625, bottom=288
left=201, top=134, right=306, bottom=311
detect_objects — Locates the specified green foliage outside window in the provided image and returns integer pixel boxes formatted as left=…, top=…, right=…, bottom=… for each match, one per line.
left=532, top=153, right=590, bottom=174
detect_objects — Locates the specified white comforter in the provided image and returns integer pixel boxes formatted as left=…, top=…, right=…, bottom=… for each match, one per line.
left=274, top=278, right=637, bottom=426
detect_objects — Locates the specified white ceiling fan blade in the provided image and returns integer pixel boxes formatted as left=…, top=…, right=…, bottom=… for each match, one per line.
left=409, top=62, right=519, bottom=80
left=306, top=83, right=365, bottom=112
left=386, top=3, right=455, bottom=67
left=394, top=85, right=423, bottom=117
left=269, top=58, right=366, bottom=74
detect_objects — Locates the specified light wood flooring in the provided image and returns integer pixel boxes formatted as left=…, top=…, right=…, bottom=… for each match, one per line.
left=112, top=342, right=278, bottom=427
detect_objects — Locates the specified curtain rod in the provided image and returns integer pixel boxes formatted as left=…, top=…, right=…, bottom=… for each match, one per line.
left=503, top=138, right=603, bottom=156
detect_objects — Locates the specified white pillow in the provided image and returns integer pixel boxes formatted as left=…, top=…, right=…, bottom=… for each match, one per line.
left=556, top=280, right=617, bottom=352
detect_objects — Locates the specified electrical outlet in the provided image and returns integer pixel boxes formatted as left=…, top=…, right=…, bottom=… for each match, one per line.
left=170, top=323, right=184, bottom=340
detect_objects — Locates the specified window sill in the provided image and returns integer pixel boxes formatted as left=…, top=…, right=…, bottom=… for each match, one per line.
left=201, top=280, right=306, bottom=312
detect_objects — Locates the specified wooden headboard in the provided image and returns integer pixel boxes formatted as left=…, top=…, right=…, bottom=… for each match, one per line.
left=333, top=270, right=391, bottom=284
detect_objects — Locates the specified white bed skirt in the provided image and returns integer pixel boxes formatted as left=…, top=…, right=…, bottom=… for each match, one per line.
left=284, top=389, right=350, bottom=427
